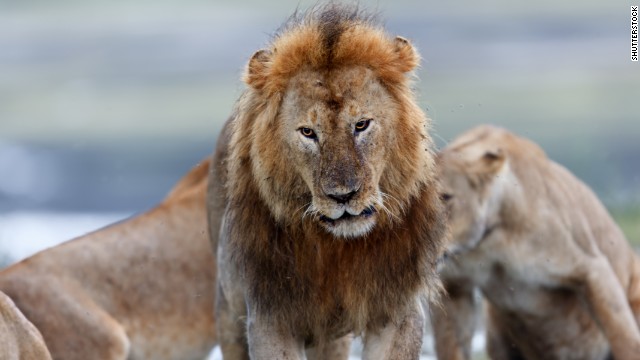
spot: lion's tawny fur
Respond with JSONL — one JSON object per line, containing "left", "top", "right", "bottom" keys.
{"left": 0, "top": 160, "right": 216, "bottom": 360}
{"left": 209, "top": 4, "right": 447, "bottom": 359}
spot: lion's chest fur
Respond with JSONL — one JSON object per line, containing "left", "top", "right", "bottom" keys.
{"left": 236, "top": 225, "right": 425, "bottom": 338}
{"left": 224, "top": 191, "right": 441, "bottom": 341}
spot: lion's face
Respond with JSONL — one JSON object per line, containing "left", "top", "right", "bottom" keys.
{"left": 235, "top": 20, "right": 432, "bottom": 240}
{"left": 438, "top": 136, "right": 507, "bottom": 256}
{"left": 277, "top": 67, "right": 398, "bottom": 238}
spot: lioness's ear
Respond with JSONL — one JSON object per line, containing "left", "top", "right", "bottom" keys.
{"left": 394, "top": 36, "right": 420, "bottom": 73}
{"left": 482, "top": 149, "right": 505, "bottom": 173}
{"left": 245, "top": 49, "right": 272, "bottom": 90}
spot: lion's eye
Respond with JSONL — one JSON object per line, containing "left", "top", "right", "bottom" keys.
{"left": 300, "top": 127, "right": 317, "bottom": 139}
{"left": 354, "top": 119, "right": 371, "bottom": 133}
{"left": 440, "top": 193, "right": 454, "bottom": 202}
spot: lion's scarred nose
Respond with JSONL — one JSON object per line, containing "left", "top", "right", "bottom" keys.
{"left": 327, "top": 190, "right": 358, "bottom": 204}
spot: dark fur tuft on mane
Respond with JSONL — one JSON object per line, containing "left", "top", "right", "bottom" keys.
{"left": 274, "top": 3, "right": 381, "bottom": 54}
{"left": 244, "top": 2, "right": 419, "bottom": 99}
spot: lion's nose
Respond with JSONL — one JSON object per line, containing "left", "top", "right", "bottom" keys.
{"left": 327, "top": 190, "right": 358, "bottom": 204}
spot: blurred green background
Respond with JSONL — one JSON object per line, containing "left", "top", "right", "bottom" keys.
{"left": 0, "top": 0, "right": 638, "bottom": 241}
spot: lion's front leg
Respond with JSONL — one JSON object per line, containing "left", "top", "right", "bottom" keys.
{"left": 246, "top": 307, "right": 305, "bottom": 360}
{"left": 215, "top": 283, "right": 249, "bottom": 360}
{"left": 361, "top": 301, "right": 424, "bottom": 360}
{"left": 216, "top": 219, "right": 251, "bottom": 360}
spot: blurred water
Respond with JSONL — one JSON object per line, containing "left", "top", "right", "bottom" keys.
{"left": 0, "top": 140, "right": 212, "bottom": 213}
{"left": 0, "top": 211, "right": 128, "bottom": 266}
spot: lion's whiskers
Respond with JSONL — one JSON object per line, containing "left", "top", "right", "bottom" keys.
{"left": 294, "top": 202, "right": 310, "bottom": 218}
{"left": 301, "top": 203, "right": 320, "bottom": 222}
{"left": 375, "top": 195, "right": 401, "bottom": 223}
{"left": 379, "top": 192, "right": 405, "bottom": 221}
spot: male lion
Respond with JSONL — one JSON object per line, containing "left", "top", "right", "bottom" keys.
{"left": 0, "top": 160, "right": 216, "bottom": 360}
{"left": 0, "top": 290, "right": 52, "bottom": 360}
{"left": 432, "top": 125, "right": 640, "bottom": 360}
{"left": 207, "top": 4, "right": 447, "bottom": 360}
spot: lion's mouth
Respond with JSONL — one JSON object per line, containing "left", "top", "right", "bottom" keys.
{"left": 319, "top": 206, "right": 376, "bottom": 224}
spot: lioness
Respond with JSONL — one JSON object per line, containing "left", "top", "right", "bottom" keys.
{"left": 0, "top": 290, "right": 52, "bottom": 360}
{"left": 207, "top": 4, "right": 447, "bottom": 360}
{"left": 0, "top": 160, "right": 216, "bottom": 360}
{"left": 432, "top": 125, "right": 640, "bottom": 360}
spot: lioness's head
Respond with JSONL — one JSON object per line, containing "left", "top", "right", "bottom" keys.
{"left": 437, "top": 126, "right": 520, "bottom": 257}
{"left": 228, "top": 5, "right": 437, "bottom": 238}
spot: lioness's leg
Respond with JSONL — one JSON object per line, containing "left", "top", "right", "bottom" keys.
{"left": 215, "top": 284, "right": 249, "bottom": 360}
{"left": 627, "top": 256, "right": 640, "bottom": 326}
{"left": 582, "top": 257, "right": 640, "bottom": 360}
{"left": 4, "top": 283, "right": 129, "bottom": 360}
{"left": 306, "top": 334, "right": 353, "bottom": 360}
{"left": 431, "top": 279, "right": 476, "bottom": 360}
{"left": 0, "top": 291, "right": 52, "bottom": 360}
{"left": 361, "top": 300, "right": 424, "bottom": 360}
{"left": 485, "top": 303, "right": 524, "bottom": 360}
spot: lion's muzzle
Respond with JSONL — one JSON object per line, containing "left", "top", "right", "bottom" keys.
{"left": 319, "top": 205, "right": 376, "bottom": 223}
{"left": 317, "top": 204, "right": 378, "bottom": 238}
{"left": 326, "top": 189, "right": 358, "bottom": 204}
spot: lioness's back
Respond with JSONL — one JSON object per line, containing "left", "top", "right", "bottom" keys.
{"left": 0, "top": 160, "right": 216, "bottom": 360}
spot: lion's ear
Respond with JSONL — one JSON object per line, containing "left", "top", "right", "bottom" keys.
{"left": 245, "top": 49, "right": 272, "bottom": 90}
{"left": 393, "top": 36, "right": 419, "bottom": 73}
{"left": 481, "top": 149, "right": 505, "bottom": 173}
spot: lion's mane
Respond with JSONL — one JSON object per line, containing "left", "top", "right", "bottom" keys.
{"left": 219, "top": 4, "right": 446, "bottom": 339}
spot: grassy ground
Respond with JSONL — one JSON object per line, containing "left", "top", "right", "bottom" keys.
{"left": 613, "top": 206, "right": 640, "bottom": 247}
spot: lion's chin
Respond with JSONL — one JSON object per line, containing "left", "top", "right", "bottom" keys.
{"left": 319, "top": 213, "right": 377, "bottom": 239}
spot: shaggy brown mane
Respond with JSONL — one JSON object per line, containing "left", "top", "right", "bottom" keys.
{"left": 245, "top": 3, "right": 419, "bottom": 97}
